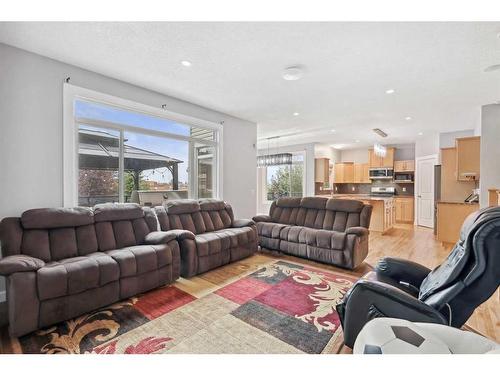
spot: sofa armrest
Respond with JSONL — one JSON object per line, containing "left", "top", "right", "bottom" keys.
{"left": 345, "top": 226, "right": 369, "bottom": 237}
{"left": 143, "top": 231, "right": 178, "bottom": 245}
{"left": 375, "top": 257, "right": 431, "bottom": 288}
{"left": 232, "top": 219, "right": 255, "bottom": 228}
{"left": 252, "top": 215, "right": 271, "bottom": 223}
{"left": 0, "top": 255, "right": 45, "bottom": 276}
{"left": 165, "top": 229, "right": 196, "bottom": 241}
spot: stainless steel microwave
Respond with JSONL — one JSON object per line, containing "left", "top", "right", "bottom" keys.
{"left": 369, "top": 168, "right": 394, "bottom": 180}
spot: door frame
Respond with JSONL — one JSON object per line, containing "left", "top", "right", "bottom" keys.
{"left": 414, "top": 154, "right": 439, "bottom": 227}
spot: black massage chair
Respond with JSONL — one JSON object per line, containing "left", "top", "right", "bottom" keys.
{"left": 337, "top": 206, "right": 500, "bottom": 348}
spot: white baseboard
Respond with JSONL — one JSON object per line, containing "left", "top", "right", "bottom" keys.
{"left": 0, "top": 290, "right": 6, "bottom": 302}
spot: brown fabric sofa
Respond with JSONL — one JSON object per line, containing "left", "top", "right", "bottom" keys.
{"left": 155, "top": 199, "right": 258, "bottom": 277}
{"left": 252, "top": 197, "right": 372, "bottom": 269}
{"left": 0, "top": 203, "right": 180, "bottom": 337}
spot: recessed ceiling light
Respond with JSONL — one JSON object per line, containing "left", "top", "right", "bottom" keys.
{"left": 181, "top": 60, "right": 192, "bottom": 67}
{"left": 331, "top": 129, "right": 336, "bottom": 133}
{"left": 405, "top": 116, "right": 412, "bottom": 121}
{"left": 418, "top": 132, "right": 423, "bottom": 136}
{"left": 484, "top": 64, "right": 500, "bottom": 72}
{"left": 355, "top": 140, "right": 360, "bottom": 143}
{"left": 293, "top": 112, "right": 300, "bottom": 116}
{"left": 282, "top": 66, "right": 304, "bottom": 81}
{"left": 385, "top": 89, "right": 395, "bottom": 94}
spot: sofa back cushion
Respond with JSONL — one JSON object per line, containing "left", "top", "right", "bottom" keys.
{"left": 270, "top": 197, "right": 371, "bottom": 232}
{"left": 16, "top": 207, "right": 96, "bottom": 262}
{"left": 93, "top": 203, "right": 157, "bottom": 251}
{"left": 0, "top": 204, "right": 158, "bottom": 261}
{"left": 155, "top": 199, "right": 234, "bottom": 234}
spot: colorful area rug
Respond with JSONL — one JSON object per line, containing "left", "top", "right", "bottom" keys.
{"left": 1, "top": 258, "right": 357, "bottom": 354}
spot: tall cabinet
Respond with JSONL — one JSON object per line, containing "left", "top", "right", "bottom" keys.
{"left": 369, "top": 147, "right": 395, "bottom": 168}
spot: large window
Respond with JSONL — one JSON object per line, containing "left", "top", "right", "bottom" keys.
{"left": 65, "top": 87, "right": 221, "bottom": 207}
{"left": 264, "top": 153, "right": 304, "bottom": 201}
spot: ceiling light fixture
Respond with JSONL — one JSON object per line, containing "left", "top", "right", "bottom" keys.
{"left": 355, "top": 140, "right": 360, "bottom": 143}
{"left": 331, "top": 129, "right": 336, "bottom": 133}
{"left": 293, "top": 112, "right": 300, "bottom": 116}
{"left": 181, "top": 60, "right": 192, "bottom": 67}
{"left": 418, "top": 132, "right": 424, "bottom": 136}
{"left": 405, "top": 116, "right": 412, "bottom": 121}
{"left": 385, "top": 89, "right": 395, "bottom": 94}
{"left": 282, "top": 66, "right": 304, "bottom": 81}
{"left": 257, "top": 136, "right": 293, "bottom": 167}
{"left": 374, "top": 143, "right": 387, "bottom": 157}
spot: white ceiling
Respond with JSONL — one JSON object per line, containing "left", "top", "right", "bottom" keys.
{"left": 1, "top": 22, "right": 499, "bottom": 149}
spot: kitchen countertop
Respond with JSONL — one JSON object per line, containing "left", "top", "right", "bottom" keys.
{"left": 325, "top": 194, "right": 394, "bottom": 202}
{"left": 437, "top": 200, "right": 479, "bottom": 205}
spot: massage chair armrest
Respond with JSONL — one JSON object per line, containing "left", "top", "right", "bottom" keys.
{"left": 252, "top": 215, "right": 272, "bottom": 223}
{"left": 232, "top": 219, "right": 256, "bottom": 228}
{"left": 0, "top": 255, "right": 45, "bottom": 276}
{"left": 143, "top": 231, "right": 179, "bottom": 245}
{"left": 375, "top": 257, "right": 431, "bottom": 288}
{"left": 337, "top": 279, "right": 447, "bottom": 348}
{"left": 345, "top": 226, "right": 369, "bottom": 237}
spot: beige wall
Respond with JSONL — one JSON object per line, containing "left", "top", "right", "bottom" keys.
{"left": 479, "top": 104, "right": 500, "bottom": 207}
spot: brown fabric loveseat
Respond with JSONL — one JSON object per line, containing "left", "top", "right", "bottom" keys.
{"left": 155, "top": 199, "right": 258, "bottom": 277}
{"left": 0, "top": 203, "right": 180, "bottom": 337}
{"left": 252, "top": 197, "right": 372, "bottom": 269}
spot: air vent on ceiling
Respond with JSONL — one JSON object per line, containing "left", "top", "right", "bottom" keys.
{"left": 372, "top": 128, "right": 388, "bottom": 138}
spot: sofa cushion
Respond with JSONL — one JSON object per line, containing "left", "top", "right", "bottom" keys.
{"left": 304, "top": 228, "right": 347, "bottom": 250}
{"left": 166, "top": 199, "right": 200, "bottom": 214}
{"left": 195, "top": 232, "right": 232, "bottom": 257}
{"left": 93, "top": 203, "right": 144, "bottom": 222}
{"left": 21, "top": 207, "right": 94, "bottom": 229}
{"left": 256, "top": 222, "right": 288, "bottom": 239}
{"left": 279, "top": 225, "right": 308, "bottom": 243}
{"left": 106, "top": 245, "right": 173, "bottom": 278}
{"left": 37, "top": 253, "right": 119, "bottom": 300}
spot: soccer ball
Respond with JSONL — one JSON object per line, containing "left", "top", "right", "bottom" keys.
{"left": 353, "top": 318, "right": 452, "bottom": 354}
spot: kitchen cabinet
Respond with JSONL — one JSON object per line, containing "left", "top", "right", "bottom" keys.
{"left": 456, "top": 136, "right": 480, "bottom": 181}
{"left": 334, "top": 162, "right": 354, "bottom": 183}
{"left": 315, "top": 158, "right": 330, "bottom": 183}
{"left": 395, "top": 197, "right": 414, "bottom": 223}
{"left": 440, "top": 147, "right": 476, "bottom": 202}
{"left": 362, "top": 163, "right": 370, "bottom": 183}
{"left": 369, "top": 147, "right": 395, "bottom": 168}
{"left": 437, "top": 202, "right": 479, "bottom": 244}
{"left": 394, "top": 160, "right": 415, "bottom": 172}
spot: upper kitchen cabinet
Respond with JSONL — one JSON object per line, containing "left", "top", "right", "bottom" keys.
{"left": 334, "top": 162, "right": 354, "bottom": 183}
{"left": 394, "top": 160, "right": 415, "bottom": 172}
{"left": 353, "top": 163, "right": 370, "bottom": 183}
{"left": 369, "top": 147, "right": 395, "bottom": 168}
{"left": 315, "top": 158, "right": 330, "bottom": 183}
{"left": 455, "top": 136, "right": 480, "bottom": 181}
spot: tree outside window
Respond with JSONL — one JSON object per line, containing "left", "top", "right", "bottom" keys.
{"left": 266, "top": 154, "right": 304, "bottom": 201}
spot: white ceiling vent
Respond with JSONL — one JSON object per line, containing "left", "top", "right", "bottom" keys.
{"left": 372, "top": 128, "right": 388, "bottom": 138}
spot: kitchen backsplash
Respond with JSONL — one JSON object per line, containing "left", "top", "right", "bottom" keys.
{"left": 333, "top": 180, "right": 414, "bottom": 196}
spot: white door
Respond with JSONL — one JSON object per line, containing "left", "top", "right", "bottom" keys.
{"left": 416, "top": 155, "right": 437, "bottom": 228}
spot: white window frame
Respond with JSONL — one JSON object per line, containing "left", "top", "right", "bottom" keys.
{"left": 63, "top": 84, "right": 223, "bottom": 207}
{"left": 260, "top": 150, "right": 306, "bottom": 204}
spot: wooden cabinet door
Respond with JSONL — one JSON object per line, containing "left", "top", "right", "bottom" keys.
{"left": 369, "top": 149, "right": 381, "bottom": 168}
{"left": 344, "top": 163, "right": 354, "bottom": 183}
{"left": 405, "top": 160, "right": 415, "bottom": 172}
{"left": 315, "top": 158, "right": 329, "bottom": 183}
{"left": 362, "top": 163, "right": 370, "bottom": 183}
{"left": 456, "top": 136, "right": 480, "bottom": 181}
{"left": 394, "top": 160, "right": 405, "bottom": 172}
{"left": 403, "top": 199, "right": 414, "bottom": 222}
{"left": 334, "top": 163, "right": 344, "bottom": 183}
{"left": 353, "top": 164, "right": 363, "bottom": 183}
{"left": 395, "top": 199, "right": 403, "bottom": 221}
{"left": 382, "top": 148, "right": 394, "bottom": 168}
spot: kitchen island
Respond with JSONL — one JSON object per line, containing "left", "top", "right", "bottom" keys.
{"left": 316, "top": 193, "right": 395, "bottom": 233}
